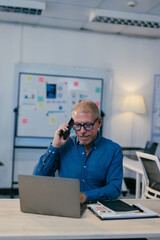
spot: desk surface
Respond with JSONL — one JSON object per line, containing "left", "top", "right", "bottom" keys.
{"left": 0, "top": 199, "right": 160, "bottom": 240}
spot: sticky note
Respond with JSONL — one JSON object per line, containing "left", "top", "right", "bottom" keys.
{"left": 95, "top": 87, "right": 101, "bottom": 93}
{"left": 39, "top": 77, "right": 44, "bottom": 83}
{"left": 26, "top": 75, "right": 32, "bottom": 82}
{"left": 95, "top": 101, "right": 100, "bottom": 107}
{"left": 38, "top": 102, "right": 44, "bottom": 108}
{"left": 74, "top": 81, "right": 79, "bottom": 87}
{"left": 50, "top": 117, "right": 56, "bottom": 124}
{"left": 22, "top": 118, "right": 28, "bottom": 124}
{"left": 38, "top": 96, "right": 44, "bottom": 102}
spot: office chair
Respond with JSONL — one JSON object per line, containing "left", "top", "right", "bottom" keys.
{"left": 123, "top": 141, "right": 158, "bottom": 160}
{"left": 123, "top": 141, "right": 159, "bottom": 195}
{"left": 136, "top": 151, "right": 160, "bottom": 199}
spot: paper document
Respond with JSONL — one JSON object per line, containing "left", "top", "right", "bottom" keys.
{"left": 88, "top": 202, "right": 159, "bottom": 220}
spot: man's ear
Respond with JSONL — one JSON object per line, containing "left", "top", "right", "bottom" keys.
{"left": 98, "top": 117, "right": 103, "bottom": 128}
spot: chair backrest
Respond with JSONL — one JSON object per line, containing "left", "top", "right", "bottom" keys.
{"left": 155, "top": 143, "right": 160, "bottom": 159}
{"left": 136, "top": 151, "right": 160, "bottom": 199}
{"left": 144, "top": 141, "right": 158, "bottom": 154}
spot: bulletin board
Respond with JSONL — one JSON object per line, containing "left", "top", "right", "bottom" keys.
{"left": 151, "top": 74, "right": 160, "bottom": 143}
{"left": 17, "top": 73, "right": 103, "bottom": 138}
{"left": 13, "top": 64, "right": 112, "bottom": 145}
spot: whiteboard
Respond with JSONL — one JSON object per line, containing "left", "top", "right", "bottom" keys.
{"left": 17, "top": 73, "right": 103, "bottom": 138}
{"left": 13, "top": 64, "right": 113, "bottom": 143}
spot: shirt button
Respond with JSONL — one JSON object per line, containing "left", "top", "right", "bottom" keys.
{"left": 94, "top": 147, "right": 96, "bottom": 150}
{"left": 82, "top": 152, "right": 85, "bottom": 155}
{"left": 49, "top": 150, "right": 51, "bottom": 153}
{"left": 83, "top": 179, "right": 85, "bottom": 182}
{"left": 52, "top": 151, "right": 54, "bottom": 153}
{"left": 84, "top": 166, "right": 86, "bottom": 168}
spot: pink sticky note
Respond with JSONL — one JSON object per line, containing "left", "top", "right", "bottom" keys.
{"left": 74, "top": 81, "right": 79, "bottom": 87}
{"left": 22, "top": 118, "right": 28, "bottom": 124}
{"left": 95, "top": 101, "right": 100, "bottom": 107}
{"left": 39, "top": 77, "right": 44, "bottom": 83}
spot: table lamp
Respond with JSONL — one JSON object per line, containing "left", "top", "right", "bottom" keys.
{"left": 122, "top": 94, "right": 146, "bottom": 114}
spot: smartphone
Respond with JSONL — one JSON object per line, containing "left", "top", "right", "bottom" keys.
{"left": 60, "top": 118, "right": 74, "bottom": 140}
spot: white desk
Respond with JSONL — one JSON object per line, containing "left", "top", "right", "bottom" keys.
{"left": 0, "top": 199, "right": 160, "bottom": 240}
{"left": 123, "top": 156, "right": 144, "bottom": 199}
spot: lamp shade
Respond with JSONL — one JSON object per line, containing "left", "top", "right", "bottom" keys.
{"left": 122, "top": 94, "right": 146, "bottom": 114}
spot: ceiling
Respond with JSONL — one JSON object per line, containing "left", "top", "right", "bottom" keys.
{"left": 0, "top": 0, "right": 160, "bottom": 38}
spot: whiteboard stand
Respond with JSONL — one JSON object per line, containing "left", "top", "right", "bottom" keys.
{"left": 10, "top": 107, "right": 18, "bottom": 198}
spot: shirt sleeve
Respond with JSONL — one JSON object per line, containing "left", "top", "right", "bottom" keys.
{"left": 33, "top": 143, "right": 60, "bottom": 176}
{"left": 83, "top": 148, "right": 123, "bottom": 203}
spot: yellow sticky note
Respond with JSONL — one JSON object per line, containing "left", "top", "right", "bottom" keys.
{"left": 38, "top": 102, "right": 44, "bottom": 108}
{"left": 26, "top": 75, "right": 33, "bottom": 82}
{"left": 50, "top": 117, "right": 56, "bottom": 124}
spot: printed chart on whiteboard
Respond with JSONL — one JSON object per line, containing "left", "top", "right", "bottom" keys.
{"left": 151, "top": 74, "right": 160, "bottom": 143}
{"left": 17, "top": 73, "right": 103, "bottom": 138}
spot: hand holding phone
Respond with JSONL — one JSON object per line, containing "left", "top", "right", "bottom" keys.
{"left": 60, "top": 118, "right": 74, "bottom": 140}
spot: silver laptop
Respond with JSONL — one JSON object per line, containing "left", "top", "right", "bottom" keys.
{"left": 18, "top": 175, "right": 85, "bottom": 218}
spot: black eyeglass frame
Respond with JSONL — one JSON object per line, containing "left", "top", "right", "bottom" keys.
{"left": 73, "top": 117, "right": 100, "bottom": 131}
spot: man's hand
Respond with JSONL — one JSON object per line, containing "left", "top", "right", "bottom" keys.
{"left": 80, "top": 192, "right": 87, "bottom": 204}
{"left": 52, "top": 123, "right": 70, "bottom": 148}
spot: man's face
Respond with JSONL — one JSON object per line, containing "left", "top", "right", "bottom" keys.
{"left": 72, "top": 111, "right": 102, "bottom": 146}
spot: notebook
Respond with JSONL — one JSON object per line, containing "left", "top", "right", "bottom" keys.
{"left": 97, "top": 199, "right": 139, "bottom": 213}
{"left": 18, "top": 175, "right": 86, "bottom": 218}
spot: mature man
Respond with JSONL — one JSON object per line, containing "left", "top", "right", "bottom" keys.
{"left": 33, "top": 100, "right": 123, "bottom": 204}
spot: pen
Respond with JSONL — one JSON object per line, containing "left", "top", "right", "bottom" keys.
{"left": 132, "top": 204, "right": 144, "bottom": 213}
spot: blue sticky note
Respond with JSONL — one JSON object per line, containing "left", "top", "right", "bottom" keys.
{"left": 38, "top": 96, "right": 44, "bottom": 102}
{"left": 95, "top": 87, "right": 101, "bottom": 93}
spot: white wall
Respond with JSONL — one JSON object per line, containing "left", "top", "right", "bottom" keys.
{"left": 0, "top": 23, "right": 160, "bottom": 188}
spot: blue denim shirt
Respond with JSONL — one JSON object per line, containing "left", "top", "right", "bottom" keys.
{"left": 33, "top": 134, "right": 123, "bottom": 203}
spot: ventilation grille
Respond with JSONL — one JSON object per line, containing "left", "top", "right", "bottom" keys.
{"left": 0, "top": 5, "right": 43, "bottom": 15}
{"left": 0, "top": 0, "right": 45, "bottom": 16}
{"left": 90, "top": 10, "right": 160, "bottom": 30}
{"left": 92, "top": 16, "right": 160, "bottom": 29}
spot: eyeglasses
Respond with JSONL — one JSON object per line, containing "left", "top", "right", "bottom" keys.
{"left": 73, "top": 118, "right": 99, "bottom": 131}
